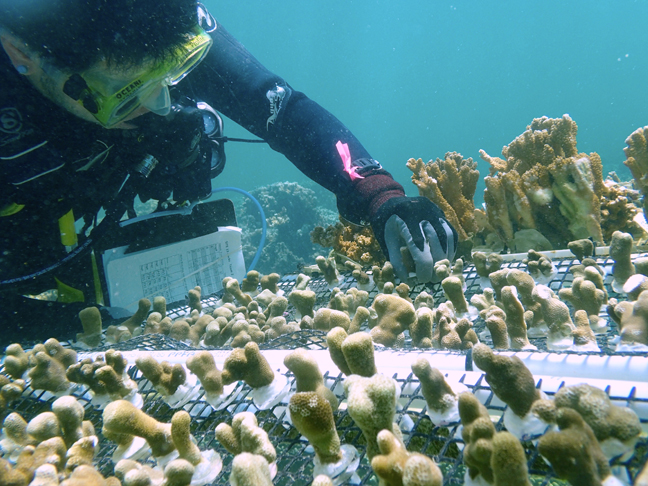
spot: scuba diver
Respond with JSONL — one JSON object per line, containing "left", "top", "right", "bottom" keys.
{"left": 0, "top": 0, "right": 457, "bottom": 346}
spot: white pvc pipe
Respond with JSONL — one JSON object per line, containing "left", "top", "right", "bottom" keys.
{"left": 79, "top": 347, "right": 648, "bottom": 385}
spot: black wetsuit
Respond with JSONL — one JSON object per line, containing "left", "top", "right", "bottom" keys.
{"left": 0, "top": 18, "right": 404, "bottom": 346}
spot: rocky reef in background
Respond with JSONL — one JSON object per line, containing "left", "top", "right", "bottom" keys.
{"left": 236, "top": 182, "right": 339, "bottom": 276}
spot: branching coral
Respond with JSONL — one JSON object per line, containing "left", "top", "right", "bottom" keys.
{"left": 532, "top": 285, "right": 576, "bottom": 350}
{"left": 607, "top": 290, "right": 648, "bottom": 348}
{"left": 458, "top": 391, "right": 496, "bottom": 484}
{"left": 311, "top": 221, "right": 385, "bottom": 268}
{"left": 431, "top": 303, "right": 478, "bottom": 350}
{"left": 406, "top": 152, "right": 479, "bottom": 241}
{"left": 370, "top": 293, "right": 416, "bottom": 347}
{"left": 537, "top": 383, "right": 642, "bottom": 461}
{"left": 472, "top": 252, "right": 504, "bottom": 279}
{"left": 28, "top": 352, "right": 70, "bottom": 393}
{"left": 479, "top": 115, "right": 609, "bottom": 250}
{"left": 411, "top": 358, "right": 465, "bottom": 426}
{"left": 284, "top": 348, "right": 339, "bottom": 411}
{"left": 472, "top": 345, "right": 540, "bottom": 418}
{"left": 344, "top": 373, "right": 402, "bottom": 460}
{"left": 538, "top": 408, "right": 613, "bottom": 486}
{"left": 215, "top": 412, "right": 276, "bottom": 466}
{"left": 371, "top": 429, "right": 443, "bottom": 486}
{"left": 135, "top": 355, "right": 187, "bottom": 397}
{"left": 221, "top": 342, "right": 274, "bottom": 388}
{"left": 326, "top": 329, "right": 377, "bottom": 377}
{"left": 66, "top": 350, "right": 137, "bottom": 402}
{"left": 289, "top": 391, "right": 342, "bottom": 464}
{"left": 186, "top": 351, "right": 224, "bottom": 398}
{"left": 102, "top": 400, "right": 174, "bottom": 458}
{"left": 623, "top": 125, "right": 648, "bottom": 221}
{"left": 472, "top": 344, "right": 547, "bottom": 439}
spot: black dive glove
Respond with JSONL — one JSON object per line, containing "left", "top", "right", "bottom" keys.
{"left": 371, "top": 196, "right": 458, "bottom": 282}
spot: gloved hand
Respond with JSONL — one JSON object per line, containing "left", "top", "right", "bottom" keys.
{"left": 370, "top": 196, "right": 458, "bottom": 282}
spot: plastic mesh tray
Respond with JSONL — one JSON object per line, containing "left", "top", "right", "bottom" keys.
{"left": 4, "top": 254, "right": 648, "bottom": 484}
{"left": 4, "top": 348, "right": 647, "bottom": 485}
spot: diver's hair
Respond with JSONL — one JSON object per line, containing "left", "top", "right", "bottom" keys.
{"left": 0, "top": 0, "right": 199, "bottom": 72}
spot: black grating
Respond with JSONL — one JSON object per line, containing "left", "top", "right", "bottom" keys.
{"left": 3, "top": 353, "right": 647, "bottom": 485}
{"left": 2, "top": 253, "right": 647, "bottom": 484}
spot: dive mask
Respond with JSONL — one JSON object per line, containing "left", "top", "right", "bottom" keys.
{"left": 62, "top": 25, "right": 213, "bottom": 127}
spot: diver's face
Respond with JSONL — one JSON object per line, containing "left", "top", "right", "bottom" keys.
{"left": 34, "top": 61, "right": 155, "bottom": 129}
{"left": 1, "top": 34, "right": 152, "bottom": 129}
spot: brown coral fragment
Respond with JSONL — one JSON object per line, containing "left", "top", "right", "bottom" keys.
{"left": 28, "top": 352, "right": 70, "bottom": 393}
{"left": 77, "top": 307, "right": 103, "bottom": 347}
{"left": 472, "top": 252, "right": 504, "bottom": 278}
{"left": 221, "top": 342, "right": 274, "bottom": 388}
{"left": 186, "top": 351, "right": 223, "bottom": 396}
{"left": 371, "top": 429, "right": 443, "bottom": 486}
{"left": 411, "top": 358, "right": 459, "bottom": 419}
{"left": 459, "top": 391, "right": 496, "bottom": 484}
{"left": 538, "top": 408, "right": 612, "bottom": 486}
{"left": 289, "top": 391, "right": 342, "bottom": 464}
{"left": 610, "top": 230, "right": 636, "bottom": 291}
{"left": 135, "top": 355, "right": 186, "bottom": 396}
{"left": 472, "top": 344, "right": 540, "bottom": 418}
{"left": 284, "top": 349, "right": 338, "bottom": 411}
{"left": 370, "top": 293, "right": 415, "bottom": 347}
{"left": 491, "top": 431, "right": 531, "bottom": 486}
{"left": 608, "top": 290, "right": 648, "bottom": 346}
{"left": 121, "top": 298, "right": 151, "bottom": 335}
{"left": 103, "top": 400, "right": 174, "bottom": 458}
{"left": 344, "top": 374, "right": 402, "bottom": 460}
{"left": 215, "top": 412, "right": 276, "bottom": 465}
{"left": 552, "top": 383, "right": 641, "bottom": 455}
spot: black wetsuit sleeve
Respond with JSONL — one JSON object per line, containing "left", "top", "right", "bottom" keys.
{"left": 182, "top": 20, "right": 405, "bottom": 224}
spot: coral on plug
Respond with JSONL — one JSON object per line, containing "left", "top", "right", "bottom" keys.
{"left": 458, "top": 391, "right": 496, "bottom": 484}
{"left": 185, "top": 351, "right": 224, "bottom": 399}
{"left": 229, "top": 452, "right": 273, "bottom": 486}
{"left": 532, "top": 284, "right": 576, "bottom": 350}
{"left": 102, "top": 400, "right": 174, "bottom": 458}
{"left": 411, "top": 358, "right": 466, "bottom": 426}
{"left": 538, "top": 408, "right": 614, "bottom": 486}
{"left": 289, "top": 391, "right": 342, "bottom": 464}
{"left": 284, "top": 348, "right": 338, "bottom": 411}
{"left": 545, "top": 383, "right": 641, "bottom": 461}
{"left": 135, "top": 355, "right": 188, "bottom": 397}
{"left": 344, "top": 373, "right": 402, "bottom": 460}
{"left": 370, "top": 293, "right": 415, "bottom": 347}
{"left": 77, "top": 307, "right": 103, "bottom": 347}
{"left": 371, "top": 429, "right": 443, "bottom": 486}
{"left": 215, "top": 412, "right": 276, "bottom": 467}
{"left": 607, "top": 290, "right": 648, "bottom": 349}
{"left": 472, "top": 344, "right": 547, "bottom": 439}
{"left": 221, "top": 342, "right": 274, "bottom": 389}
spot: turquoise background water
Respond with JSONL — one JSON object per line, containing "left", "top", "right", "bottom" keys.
{"left": 207, "top": 0, "right": 648, "bottom": 206}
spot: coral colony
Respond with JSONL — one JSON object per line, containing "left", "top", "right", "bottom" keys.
{"left": 1, "top": 116, "right": 648, "bottom": 485}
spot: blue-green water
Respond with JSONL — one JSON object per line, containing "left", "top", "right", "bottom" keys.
{"left": 209, "top": 0, "right": 648, "bottom": 205}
